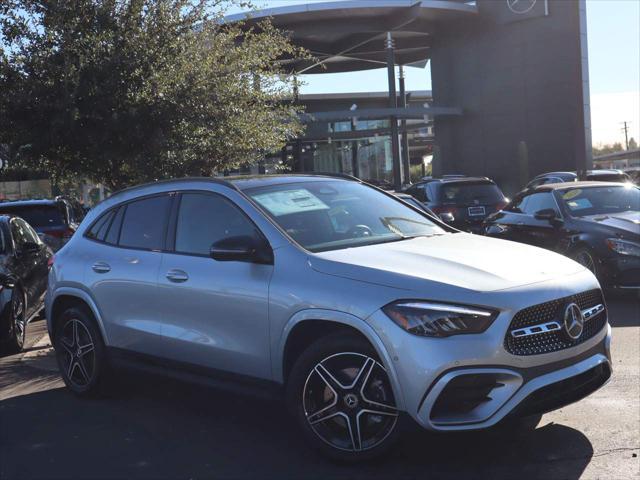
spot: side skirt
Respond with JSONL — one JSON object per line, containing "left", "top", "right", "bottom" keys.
{"left": 107, "top": 347, "right": 283, "bottom": 401}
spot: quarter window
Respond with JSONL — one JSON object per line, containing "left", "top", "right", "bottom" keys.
{"left": 86, "top": 210, "right": 115, "bottom": 241}
{"left": 119, "top": 195, "right": 171, "bottom": 251}
{"left": 174, "top": 193, "right": 257, "bottom": 256}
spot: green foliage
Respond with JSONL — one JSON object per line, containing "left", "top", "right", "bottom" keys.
{"left": 629, "top": 137, "right": 638, "bottom": 150}
{"left": 592, "top": 142, "right": 624, "bottom": 157}
{"left": 0, "top": 0, "right": 307, "bottom": 190}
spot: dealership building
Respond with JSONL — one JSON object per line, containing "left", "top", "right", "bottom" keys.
{"left": 229, "top": 0, "right": 591, "bottom": 195}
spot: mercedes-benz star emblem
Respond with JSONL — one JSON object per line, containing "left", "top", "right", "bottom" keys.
{"left": 343, "top": 393, "right": 359, "bottom": 409}
{"left": 563, "top": 303, "right": 584, "bottom": 341}
{"left": 507, "top": 0, "right": 537, "bottom": 15}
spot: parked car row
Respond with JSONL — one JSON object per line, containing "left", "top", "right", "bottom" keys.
{"left": 41, "top": 174, "right": 613, "bottom": 461}
{"left": 0, "top": 196, "right": 85, "bottom": 353}
{"left": 401, "top": 171, "right": 639, "bottom": 290}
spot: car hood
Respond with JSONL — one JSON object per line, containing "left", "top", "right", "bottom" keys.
{"left": 579, "top": 211, "right": 640, "bottom": 237}
{"left": 309, "top": 233, "right": 586, "bottom": 293}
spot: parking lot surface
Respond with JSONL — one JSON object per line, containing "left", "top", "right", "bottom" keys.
{"left": 1, "top": 294, "right": 638, "bottom": 480}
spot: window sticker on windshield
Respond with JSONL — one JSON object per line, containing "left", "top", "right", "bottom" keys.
{"left": 566, "top": 198, "right": 593, "bottom": 210}
{"left": 252, "top": 189, "right": 330, "bottom": 216}
{"left": 563, "top": 189, "right": 582, "bottom": 200}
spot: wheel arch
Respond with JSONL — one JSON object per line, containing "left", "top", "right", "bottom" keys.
{"left": 275, "top": 309, "right": 406, "bottom": 411}
{"left": 47, "top": 288, "right": 108, "bottom": 344}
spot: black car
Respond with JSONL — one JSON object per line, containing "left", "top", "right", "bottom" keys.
{"left": 404, "top": 177, "right": 508, "bottom": 232}
{"left": 526, "top": 169, "right": 631, "bottom": 188}
{"left": 483, "top": 182, "right": 640, "bottom": 289}
{"left": 0, "top": 215, "right": 52, "bottom": 352}
{"left": 0, "top": 199, "right": 81, "bottom": 251}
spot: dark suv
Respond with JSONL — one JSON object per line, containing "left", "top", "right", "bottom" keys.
{"left": 404, "top": 177, "right": 508, "bottom": 232}
{"left": 0, "top": 199, "right": 82, "bottom": 251}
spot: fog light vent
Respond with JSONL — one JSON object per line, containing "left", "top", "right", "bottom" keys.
{"left": 431, "top": 374, "right": 504, "bottom": 419}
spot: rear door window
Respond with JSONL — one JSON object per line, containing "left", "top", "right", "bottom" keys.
{"left": 119, "top": 195, "right": 171, "bottom": 251}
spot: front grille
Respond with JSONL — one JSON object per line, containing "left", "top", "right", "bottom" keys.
{"left": 505, "top": 289, "right": 607, "bottom": 356}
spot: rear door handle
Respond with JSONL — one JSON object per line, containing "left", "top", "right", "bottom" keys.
{"left": 166, "top": 269, "right": 189, "bottom": 283}
{"left": 92, "top": 262, "right": 111, "bottom": 274}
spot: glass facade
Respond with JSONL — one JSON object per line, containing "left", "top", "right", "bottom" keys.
{"left": 296, "top": 136, "right": 394, "bottom": 185}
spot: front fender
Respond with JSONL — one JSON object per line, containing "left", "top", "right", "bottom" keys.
{"left": 273, "top": 308, "right": 406, "bottom": 411}
{"left": 46, "top": 286, "right": 109, "bottom": 344}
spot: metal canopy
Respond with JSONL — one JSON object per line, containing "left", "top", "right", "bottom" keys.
{"left": 226, "top": 1, "right": 477, "bottom": 74}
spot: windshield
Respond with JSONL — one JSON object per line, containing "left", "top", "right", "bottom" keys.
{"left": 246, "top": 180, "right": 446, "bottom": 252}
{"left": 437, "top": 182, "right": 504, "bottom": 205}
{"left": 559, "top": 185, "right": 640, "bottom": 217}
{"left": 0, "top": 205, "right": 65, "bottom": 228}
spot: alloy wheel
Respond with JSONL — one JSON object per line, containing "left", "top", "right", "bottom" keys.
{"left": 12, "top": 294, "right": 25, "bottom": 348}
{"left": 57, "top": 319, "right": 96, "bottom": 388}
{"left": 575, "top": 251, "right": 596, "bottom": 273}
{"left": 302, "top": 352, "right": 398, "bottom": 452}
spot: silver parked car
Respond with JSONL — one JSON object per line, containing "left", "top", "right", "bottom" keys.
{"left": 46, "top": 175, "right": 612, "bottom": 461}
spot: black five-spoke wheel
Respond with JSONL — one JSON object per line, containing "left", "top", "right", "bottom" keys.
{"left": 287, "top": 333, "right": 400, "bottom": 461}
{"left": 58, "top": 319, "right": 96, "bottom": 388}
{"left": 303, "top": 352, "right": 398, "bottom": 452}
{"left": 54, "top": 306, "right": 106, "bottom": 396}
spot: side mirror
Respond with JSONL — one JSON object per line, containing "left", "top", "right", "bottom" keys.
{"left": 210, "top": 235, "right": 273, "bottom": 264}
{"left": 534, "top": 209, "right": 561, "bottom": 223}
{"left": 439, "top": 212, "right": 455, "bottom": 223}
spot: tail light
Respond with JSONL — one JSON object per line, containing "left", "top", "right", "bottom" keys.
{"left": 48, "top": 255, "right": 55, "bottom": 269}
{"left": 495, "top": 200, "right": 509, "bottom": 211}
{"left": 44, "top": 227, "right": 75, "bottom": 241}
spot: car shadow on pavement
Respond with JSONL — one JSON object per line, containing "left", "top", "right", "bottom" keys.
{"left": 0, "top": 372, "right": 594, "bottom": 480}
{"left": 605, "top": 292, "right": 640, "bottom": 328}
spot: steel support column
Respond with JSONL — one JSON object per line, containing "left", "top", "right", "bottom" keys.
{"left": 386, "top": 33, "right": 402, "bottom": 191}
{"left": 399, "top": 65, "right": 411, "bottom": 185}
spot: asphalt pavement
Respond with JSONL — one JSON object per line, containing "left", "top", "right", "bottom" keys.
{"left": 0, "top": 293, "right": 638, "bottom": 479}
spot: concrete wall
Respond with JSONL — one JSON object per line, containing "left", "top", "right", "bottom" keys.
{"left": 431, "top": 0, "right": 591, "bottom": 196}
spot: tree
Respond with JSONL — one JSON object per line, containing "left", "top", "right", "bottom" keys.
{"left": 629, "top": 137, "right": 638, "bottom": 150}
{"left": 592, "top": 142, "right": 624, "bottom": 157}
{"left": 0, "top": 1, "right": 306, "bottom": 190}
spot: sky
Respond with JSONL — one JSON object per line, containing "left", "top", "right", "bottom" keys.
{"left": 229, "top": 0, "right": 640, "bottom": 146}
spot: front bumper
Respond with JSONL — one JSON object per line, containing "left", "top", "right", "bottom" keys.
{"left": 366, "top": 291, "right": 612, "bottom": 432}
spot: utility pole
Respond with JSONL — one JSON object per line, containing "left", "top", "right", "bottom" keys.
{"left": 621, "top": 121, "right": 630, "bottom": 150}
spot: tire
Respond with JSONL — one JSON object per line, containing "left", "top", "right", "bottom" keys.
{"left": 4, "top": 289, "right": 26, "bottom": 354}
{"left": 572, "top": 247, "right": 601, "bottom": 279}
{"left": 286, "top": 333, "right": 400, "bottom": 462}
{"left": 53, "top": 306, "right": 108, "bottom": 397}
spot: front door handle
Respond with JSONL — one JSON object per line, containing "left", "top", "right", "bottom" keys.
{"left": 92, "top": 262, "right": 111, "bottom": 274}
{"left": 166, "top": 269, "right": 189, "bottom": 283}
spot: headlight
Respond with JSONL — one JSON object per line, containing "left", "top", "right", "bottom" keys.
{"left": 606, "top": 238, "right": 640, "bottom": 257}
{"left": 382, "top": 301, "right": 498, "bottom": 338}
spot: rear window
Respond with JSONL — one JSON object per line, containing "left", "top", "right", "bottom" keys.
{"left": 586, "top": 173, "right": 630, "bottom": 183}
{"left": 0, "top": 205, "right": 64, "bottom": 228}
{"left": 437, "top": 182, "right": 505, "bottom": 205}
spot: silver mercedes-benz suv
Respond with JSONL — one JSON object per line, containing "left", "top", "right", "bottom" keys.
{"left": 46, "top": 175, "right": 612, "bottom": 461}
